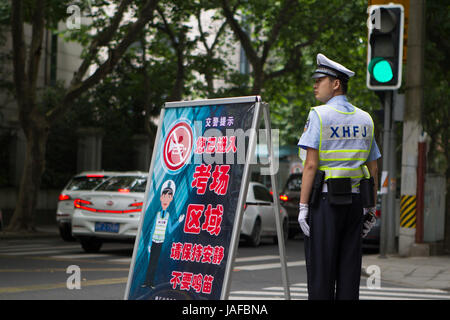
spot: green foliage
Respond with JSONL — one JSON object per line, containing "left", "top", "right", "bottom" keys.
{"left": 228, "top": 0, "right": 382, "bottom": 144}
{"left": 3, "top": 0, "right": 447, "bottom": 188}
{"left": 423, "top": 0, "right": 450, "bottom": 174}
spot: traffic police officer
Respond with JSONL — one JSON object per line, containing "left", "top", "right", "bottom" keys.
{"left": 142, "top": 180, "right": 184, "bottom": 289}
{"left": 298, "top": 53, "right": 381, "bottom": 300}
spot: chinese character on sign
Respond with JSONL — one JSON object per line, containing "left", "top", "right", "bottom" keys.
{"left": 205, "top": 137, "right": 216, "bottom": 153}
{"left": 191, "top": 164, "right": 211, "bottom": 194}
{"left": 181, "top": 242, "right": 193, "bottom": 261}
{"left": 170, "top": 242, "right": 183, "bottom": 260}
{"left": 209, "top": 165, "right": 230, "bottom": 195}
{"left": 202, "top": 275, "right": 214, "bottom": 294}
{"left": 180, "top": 272, "right": 193, "bottom": 290}
{"left": 216, "top": 136, "right": 227, "bottom": 153}
{"left": 225, "top": 136, "right": 237, "bottom": 153}
{"left": 191, "top": 243, "right": 203, "bottom": 262}
{"left": 191, "top": 273, "right": 203, "bottom": 293}
{"left": 212, "top": 246, "right": 225, "bottom": 265}
{"left": 201, "top": 245, "right": 214, "bottom": 264}
{"left": 170, "top": 271, "right": 182, "bottom": 289}
{"left": 201, "top": 204, "right": 223, "bottom": 236}
{"left": 194, "top": 137, "right": 207, "bottom": 154}
{"left": 184, "top": 204, "right": 204, "bottom": 234}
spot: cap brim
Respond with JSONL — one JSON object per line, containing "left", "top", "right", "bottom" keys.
{"left": 312, "top": 72, "right": 328, "bottom": 79}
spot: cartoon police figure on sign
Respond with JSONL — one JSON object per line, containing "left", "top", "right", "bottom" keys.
{"left": 297, "top": 53, "right": 381, "bottom": 300}
{"left": 141, "top": 180, "right": 185, "bottom": 289}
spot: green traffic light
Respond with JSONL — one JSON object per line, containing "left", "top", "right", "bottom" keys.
{"left": 368, "top": 57, "right": 394, "bottom": 83}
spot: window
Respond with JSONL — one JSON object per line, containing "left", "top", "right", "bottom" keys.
{"left": 286, "top": 174, "right": 302, "bottom": 192}
{"left": 253, "top": 185, "right": 273, "bottom": 202}
{"left": 66, "top": 176, "right": 109, "bottom": 191}
{"left": 96, "top": 176, "right": 147, "bottom": 192}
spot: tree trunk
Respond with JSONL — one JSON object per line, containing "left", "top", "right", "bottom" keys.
{"left": 169, "top": 46, "right": 185, "bottom": 101}
{"left": 7, "top": 113, "right": 48, "bottom": 232}
{"left": 251, "top": 64, "right": 264, "bottom": 95}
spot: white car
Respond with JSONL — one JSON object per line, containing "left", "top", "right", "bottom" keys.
{"left": 71, "top": 172, "right": 147, "bottom": 253}
{"left": 56, "top": 171, "right": 117, "bottom": 241}
{"left": 241, "top": 182, "right": 289, "bottom": 247}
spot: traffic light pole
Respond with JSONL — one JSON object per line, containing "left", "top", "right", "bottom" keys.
{"left": 387, "top": 97, "right": 397, "bottom": 254}
{"left": 379, "top": 91, "right": 390, "bottom": 257}
{"left": 379, "top": 90, "right": 398, "bottom": 258}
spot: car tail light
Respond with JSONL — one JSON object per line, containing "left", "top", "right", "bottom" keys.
{"left": 74, "top": 198, "right": 143, "bottom": 214}
{"left": 243, "top": 203, "right": 247, "bottom": 210}
{"left": 86, "top": 174, "right": 104, "bottom": 178}
{"left": 129, "top": 202, "right": 143, "bottom": 207}
{"left": 74, "top": 199, "right": 93, "bottom": 209}
{"left": 375, "top": 209, "right": 381, "bottom": 218}
{"left": 118, "top": 188, "right": 130, "bottom": 193}
{"left": 279, "top": 194, "right": 288, "bottom": 202}
{"left": 128, "top": 202, "right": 143, "bottom": 213}
{"left": 59, "top": 194, "right": 71, "bottom": 201}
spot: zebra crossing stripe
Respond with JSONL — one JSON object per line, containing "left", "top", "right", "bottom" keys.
{"left": 229, "top": 283, "right": 450, "bottom": 300}
{"left": 400, "top": 195, "right": 416, "bottom": 228}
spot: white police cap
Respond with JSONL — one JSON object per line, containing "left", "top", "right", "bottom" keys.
{"left": 161, "top": 179, "right": 176, "bottom": 196}
{"left": 312, "top": 53, "right": 355, "bottom": 81}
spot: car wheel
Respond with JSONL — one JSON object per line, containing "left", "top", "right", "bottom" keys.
{"left": 248, "top": 218, "right": 262, "bottom": 247}
{"left": 80, "top": 237, "right": 103, "bottom": 253}
{"left": 58, "top": 224, "right": 76, "bottom": 242}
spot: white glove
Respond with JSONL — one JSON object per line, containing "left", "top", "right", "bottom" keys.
{"left": 362, "top": 207, "right": 377, "bottom": 238}
{"left": 298, "top": 203, "right": 310, "bottom": 237}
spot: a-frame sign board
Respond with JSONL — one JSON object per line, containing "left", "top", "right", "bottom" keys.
{"left": 124, "top": 96, "right": 290, "bottom": 300}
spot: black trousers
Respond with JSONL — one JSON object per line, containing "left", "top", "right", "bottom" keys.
{"left": 144, "top": 241, "right": 163, "bottom": 287}
{"left": 304, "top": 193, "right": 364, "bottom": 300}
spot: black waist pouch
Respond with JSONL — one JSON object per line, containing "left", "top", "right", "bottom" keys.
{"left": 327, "top": 178, "right": 352, "bottom": 205}
{"left": 309, "top": 170, "right": 325, "bottom": 207}
{"left": 360, "top": 177, "right": 375, "bottom": 208}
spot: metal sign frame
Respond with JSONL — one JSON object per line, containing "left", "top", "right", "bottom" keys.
{"left": 124, "top": 96, "right": 290, "bottom": 300}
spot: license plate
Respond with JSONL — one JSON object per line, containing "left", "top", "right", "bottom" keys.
{"left": 95, "top": 222, "right": 120, "bottom": 233}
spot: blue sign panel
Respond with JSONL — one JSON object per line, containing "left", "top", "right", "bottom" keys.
{"left": 126, "top": 100, "right": 257, "bottom": 300}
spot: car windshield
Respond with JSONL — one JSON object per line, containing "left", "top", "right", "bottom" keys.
{"left": 285, "top": 175, "right": 302, "bottom": 192}
{"left": 96, "top": 176, "right": 147, "bottom": 193}
{"left": 65, "top": 176, "right": 109, "bottom": 191}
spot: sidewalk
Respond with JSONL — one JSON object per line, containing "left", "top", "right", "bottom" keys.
{"left": 362, "top": 254, "right": 450, "bottom": 291}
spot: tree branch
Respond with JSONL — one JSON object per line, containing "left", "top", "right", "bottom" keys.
{"left": 27, "top": 0, "right": 46, "bottom": 103}
{"left": 265, "top": 11, "right": 330, "bottom": 81}
{"left": 221, "top": 0, "right": 259, "bottom": 67}
{"left": 70, "top": 0, "right": 134, "bottom": 87}
{"left": 47, "top": 0, "right": 160, "bottom": 123}
{"left": 261, "top": 0, "right": 297, "bottom": 64}
{"left": 156, "top": 5, "right": 179, "bottom": 48}
{"left": 196, "top": 10, "right": 227, "bottom": 54}
{"left": 11, "top": 0, "right": 26, "bottom": 105}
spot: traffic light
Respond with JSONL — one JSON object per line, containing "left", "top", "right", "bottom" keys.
{"left": 367, "top": 4, "right": 404, "bottom": 90}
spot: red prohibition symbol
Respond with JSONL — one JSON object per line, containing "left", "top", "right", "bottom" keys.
{"left": 163, "top": 122, "right": 193, "bottom": 171}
